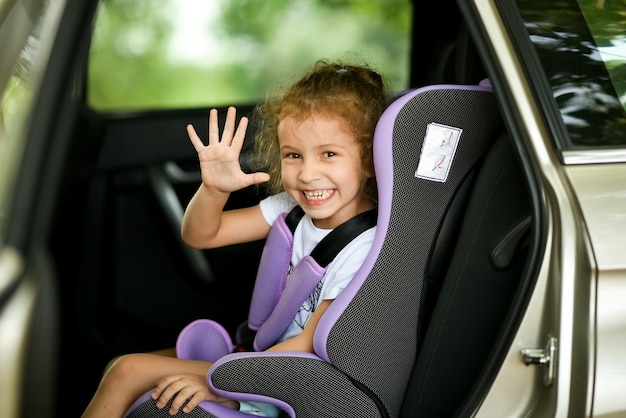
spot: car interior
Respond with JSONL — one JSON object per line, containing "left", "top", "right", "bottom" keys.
{"left": 12, "top": 0, "right": 543, "bottom": 417}
{"left": 123, "top": 76, "right": 534, "bottom": 418}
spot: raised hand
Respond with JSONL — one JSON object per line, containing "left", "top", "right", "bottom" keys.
{"left": 187, "top": 106, "right": 269, "bottom": 194}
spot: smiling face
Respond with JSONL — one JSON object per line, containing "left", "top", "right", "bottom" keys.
{"left": 277, "top": 113, "right": 375, "bottom": 229}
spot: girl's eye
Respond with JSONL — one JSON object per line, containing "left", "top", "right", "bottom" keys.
{"left": 285, "top": 153, "right": 301, "bottom": 159}
{"left": 323, "top": 151, "right": 336, "bottom": 158}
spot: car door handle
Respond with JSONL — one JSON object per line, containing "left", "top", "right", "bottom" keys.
{"left": 147, "top": 164, "right": 215, "bottom": 283}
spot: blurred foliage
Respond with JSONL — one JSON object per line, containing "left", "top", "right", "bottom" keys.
{"left": 88, "top": 0, "right": 412, "bottom": 111}
{"left": 518, "top": 0, "right": 626, "bottom": 146}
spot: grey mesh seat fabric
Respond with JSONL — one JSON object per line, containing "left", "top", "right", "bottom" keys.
{"left": 124, "top": 80, "right": 504, "bottom": 418}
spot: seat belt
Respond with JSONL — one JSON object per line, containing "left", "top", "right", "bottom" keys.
{"left": 285, "top": 205, "right": 378, "bottom": 267}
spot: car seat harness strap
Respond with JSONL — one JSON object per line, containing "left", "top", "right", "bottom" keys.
{"left": 251, "top": 206, "right": 377, "bottom": 351}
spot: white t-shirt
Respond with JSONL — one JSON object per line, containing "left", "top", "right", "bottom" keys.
{"left": 259, "top": 192, "right": 376, "bottom": 342}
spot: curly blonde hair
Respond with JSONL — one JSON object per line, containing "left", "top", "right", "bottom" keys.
{"left": 252, "top": 59, "right": 388, "bottom": 201}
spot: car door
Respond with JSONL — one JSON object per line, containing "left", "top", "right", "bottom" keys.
{"left": 0, "top": 0, "right": 88, "bottom": 417}
{"left": 459, "top": 0, "right": 626, "bottom": 416}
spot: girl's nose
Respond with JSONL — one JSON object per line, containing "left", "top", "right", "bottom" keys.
{"left": 297, "top": 159, "right": 321, "bottom": 183}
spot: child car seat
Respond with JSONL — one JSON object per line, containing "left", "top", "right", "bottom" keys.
{"left": 124, "top": 79, "right": 504, "bottom": 418}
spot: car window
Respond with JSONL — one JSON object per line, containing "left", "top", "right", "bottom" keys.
{"left": 88, "top": 0, "right": 412, "bottom": 111}
{"left": 516, "top": 0, "right": 626, "bottom": 149}
{"left": 0, "top": 0, "right": 62, "bottom": 239}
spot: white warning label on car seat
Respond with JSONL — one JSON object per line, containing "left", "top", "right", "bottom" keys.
{"left": 415, "top": 123, "right": 462, "bottom": 182}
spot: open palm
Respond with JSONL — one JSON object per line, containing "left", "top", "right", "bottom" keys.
{"left": 187, "top": 106, "right": 269, "bottom": 193}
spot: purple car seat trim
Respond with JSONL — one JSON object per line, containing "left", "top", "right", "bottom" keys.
{"left": 176, "top": 319, "right": 235, "bottom": 362}
{"left": 247, "top": 212, "right": 293, "bottom": 331}
{"left": 253, "top": 255, "right": 326, "bottom": 351}
{"left": 124, "top": 391, "right": 290, "bottom": 418}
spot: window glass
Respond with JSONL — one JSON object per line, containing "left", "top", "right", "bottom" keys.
{"left": 88, "top": 0, "right": 412, "bottom": 111}
{"left": 0, "top": 0, "right": 57, "bottom": 238}
{"left": 516, "top": 0, "right": 626, "bottom": 148}
{"left": 578, "top": 0, "right": 626, "bottom": 110}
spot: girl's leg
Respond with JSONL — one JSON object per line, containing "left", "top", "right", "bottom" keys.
{"left": 101, "top": 348, "right": 177, "bottom": 376}
{"left": 81, "top": 353, "right": 213, "bottom": 418}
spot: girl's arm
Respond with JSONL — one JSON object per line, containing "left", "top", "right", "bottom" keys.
{"left": 182, "top": 190, "right": 269, "bottom": 248}
{"left": 266, "top": 300, "right": 333, "bottom": 354}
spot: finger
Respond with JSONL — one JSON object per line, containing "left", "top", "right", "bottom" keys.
{"left": 208, "top": 108, "right": 219, "bottom": 146}
{"left": 233, "top": 172, "right": 270, "bottom": 192}
{"left": 169, "top": 389, "right": 192, "bottom": 415}
{"left": 181, "top": 393, "right": 204, "bottom": 413}
{"left": 247, "top": 172, "right": 271, "bottom": 186}
{"left": 155, "top": 380, "right": 183, "bottom": 409}
{"left": 230, "top": 116, "right": 249, "bottom": 153}
{"left": 152, "top": 374, "right": 177, "bottom": 398}
{"left": 171, "top": 386, "right": 205, "bottom": 415}
{"left": 186, "top": 124, "right": 205, "bottom": 151}
{"left": 221, "top": 106, "right": 237, "bottom": 145}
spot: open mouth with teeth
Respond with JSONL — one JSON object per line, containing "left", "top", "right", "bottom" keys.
{"left": 303, "top": 189, "right": 334, "bottom": 201}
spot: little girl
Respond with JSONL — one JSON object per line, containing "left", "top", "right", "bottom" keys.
{"left": 81, "top": 59, "right": 388, "bottom": 418}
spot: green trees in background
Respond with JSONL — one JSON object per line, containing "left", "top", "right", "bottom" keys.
{"left": 88, "top": 0, "right": 411, "bottom": 111}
